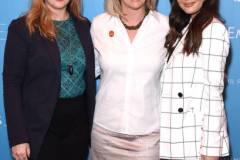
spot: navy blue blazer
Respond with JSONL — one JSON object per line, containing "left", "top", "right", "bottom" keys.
{"left": 3, "top": 16, "right": 96, "bottom": 159}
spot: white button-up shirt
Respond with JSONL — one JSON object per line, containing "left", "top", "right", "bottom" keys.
{"left": 91, "top": 11, "right": 169, "bottom": 135}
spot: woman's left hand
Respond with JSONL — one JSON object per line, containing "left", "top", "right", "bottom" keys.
{"left": 201, "top": 155, "right": 219, "bottom": 160}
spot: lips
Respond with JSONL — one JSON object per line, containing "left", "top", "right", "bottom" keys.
{"left": 183, "top": 2, "right": 196, "bottom": 8}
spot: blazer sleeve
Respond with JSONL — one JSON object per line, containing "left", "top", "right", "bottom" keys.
{"left": 3, "top": 19, "right": 29, "bottom": 147}
{"left": 200, "top": 22, "right": 230, "bottom": 156}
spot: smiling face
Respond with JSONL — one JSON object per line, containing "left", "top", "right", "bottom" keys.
{"left": 45, "top": 0, "right": 71, "bottom": 11}
{"left": 177, "top": 0, "right": 205, "bottom": 16}
{"left": 121, "top": 0, "right": 146, "bottom": 11}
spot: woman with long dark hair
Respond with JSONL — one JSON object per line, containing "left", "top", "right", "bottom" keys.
{"left": 159, "top": 0, "right": 230, "bottom": 159}
{"left": 3, "top": 0, "right": 95, "bottom": 159}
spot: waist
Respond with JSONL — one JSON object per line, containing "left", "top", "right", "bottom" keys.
{"left": 93, "top": 102, "right": 160, "bottom": 135}
{"left": 57, "top": 94, "right": 85, "bottom": 105}
{"left": 60, "top": 74, "right": 86, "bottom": 98}
{"left": 92, "top": 123, "right": 160, "bottom": 137}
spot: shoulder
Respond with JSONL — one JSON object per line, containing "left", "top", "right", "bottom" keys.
{"left": 151, "top": 11, "right": 169, "bottom": 22}
{"left": 200, "top": 18, "right": 230, "bottom": 56}
{"left": 202, "top": 18, "right": 229, "bottom": 40}
{"left": 91, "top": 12, "right": 114, "bottom": 34}
{"left": 7, "top": 16, "right": 30, "bottom": 41}
{"left": 74, "top": 16, "right": 91, "bottom": 29}
{"left": 8, "top": 16, "right": 28, "bottom": 33}
{"left": 150, "top": 11, "right": 169, "bottom": 30}
{"left": 92, "top": 12, "right": 113, "bottom": 26}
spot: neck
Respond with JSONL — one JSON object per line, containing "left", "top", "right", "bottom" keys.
{"left": 48, "top": 6, "right": 69, "bottom": 21}
{"left": 191, "top": 13, "right": 197, "bottom": 19}
{"left": 121, "top": 7, "right": 146, "bottom": 25}
{"left": 191, "top": 10, "right": 201, "bottom": 19}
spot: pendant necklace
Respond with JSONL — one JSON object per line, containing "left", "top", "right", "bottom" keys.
{"left": 55, "top": 17, "right": 74, "bottom": 76}
{"left": 67, "top": 64, "right": 73, "bottom": 75}
{"left": 67, "top": 19, "right": 74, "bottom": 75}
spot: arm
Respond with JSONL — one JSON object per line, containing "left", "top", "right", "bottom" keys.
{"left": 94, "top": 48, "right": 101, "bottom": 79}
{"left": 200, "top": 22, "right": 230, "bottom": 157}
{"left": 90, "top": 19, "right": 101, "bottom": 79}
{"left": 3, "top": 19, "right": 29, "bottom": 151}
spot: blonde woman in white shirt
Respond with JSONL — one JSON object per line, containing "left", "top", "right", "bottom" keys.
{"left": 90, "top": 0, "right": 169, "bottom": 159}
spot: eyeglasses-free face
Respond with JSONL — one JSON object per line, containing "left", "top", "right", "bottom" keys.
{"left": 120, "top": 0, "right": 146, "bottom": 11}
{"left": 177, "top": 0, "right": 205, "bottom": 16}
{"left": 45, "top": 0, "right": 71, "bottom": 11}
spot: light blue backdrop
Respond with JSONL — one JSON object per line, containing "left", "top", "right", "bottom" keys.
{"left": 0, "top": 0, "right": 239, "bottom": 159}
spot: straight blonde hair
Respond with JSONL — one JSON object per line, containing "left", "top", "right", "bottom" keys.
{"left": 26, "top": 0, "right": 83, "bottom": 39}
{"left": 105, "top": 0, "right": 157, "bottom": 16}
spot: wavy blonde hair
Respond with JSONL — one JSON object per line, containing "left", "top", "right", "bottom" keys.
{"left": 26, "top": 0, "right": 83, "bottom": 39}
{"left": 105, "top": 0, "right": 157, "bottom": 16}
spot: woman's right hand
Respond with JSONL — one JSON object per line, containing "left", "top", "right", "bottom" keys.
{"left": 12, "top": 143, "right": 30, "bottom": 160}
{"left": 201, "top": 155, "right": 219, "bottom": 160}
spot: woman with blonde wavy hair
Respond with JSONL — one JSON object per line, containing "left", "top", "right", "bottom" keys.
{"left": 90, "top": 0, "right": 169, "bottom": 159}
{"left": 3, "top": 0, "right": 96, "bottom": 160}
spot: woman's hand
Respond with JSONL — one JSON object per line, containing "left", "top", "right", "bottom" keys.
{"left": 12, "top": 143, "right": 30, "bottom": 160}
{"left": 201, "top": 155, "right": 219, "bottom": 160}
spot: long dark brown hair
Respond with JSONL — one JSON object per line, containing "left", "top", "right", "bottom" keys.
{"left": 165, "top": 0, "right": 220, "bottom": 61}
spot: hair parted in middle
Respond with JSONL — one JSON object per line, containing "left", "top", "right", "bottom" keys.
{"left": 105, "top": 0, "right": 157, "bottom": 16}
{"left": 165, "top": 0, "right": 221, "bottom": 61}
{"left": 26, "top": 0, "right": 83, "bottom": 39}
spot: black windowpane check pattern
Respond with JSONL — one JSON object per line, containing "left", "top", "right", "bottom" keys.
{"left": 159, "top": 22, "right": 230, "bottom": 159}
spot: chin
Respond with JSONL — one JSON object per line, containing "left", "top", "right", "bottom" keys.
{"left": 130, "top": 4, "right": 145, "bottom": 10}
{"left": 53, "top": 4, "right": 68, "bottom": 9}
{"left": 183, "top": 9, "right": 197, "bottom": 15}
{"left": 54, "top": 1, "right": 68, "bottom": 6}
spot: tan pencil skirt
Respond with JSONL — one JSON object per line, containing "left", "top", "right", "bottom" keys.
{"left": 90, "top": 124, "right": 160, "bottom": 160}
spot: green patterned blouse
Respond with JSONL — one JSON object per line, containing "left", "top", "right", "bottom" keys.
{"left": 54, "top": 17, "right": 86, "bottom": 98}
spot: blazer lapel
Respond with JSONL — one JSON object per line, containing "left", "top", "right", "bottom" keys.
{"left": 166, "top": 24, "right": 190, "bottom": 68}
{"left": 166, "top": 40, "right": 183, "bottom": 68}
{"left": 161, "top": 34, "right": 186, "bottom": 80}
{"left": 40, "top": 17, "right": 90, "bottom": 78}
{"left": 73, "top": 17, "right": 90, "bottom": 66}
{"left": 42, "top": 37, "right": 61, "bottom": 73}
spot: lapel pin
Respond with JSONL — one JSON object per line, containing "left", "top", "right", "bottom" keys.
{"left": 109, "top": 30, "right": 114, "bottom": 37}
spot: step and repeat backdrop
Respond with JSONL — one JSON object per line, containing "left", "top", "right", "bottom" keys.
{"left": 0, "top": 0, "right": 239, "bottom": 159}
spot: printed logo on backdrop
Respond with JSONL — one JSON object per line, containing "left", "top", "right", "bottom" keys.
{"left": 0, "top": 113, "right": 6, "bottom": 129}
{"left": 0, "top": 22, "right": 7, "bottom": 130}
{"left": 229, "top": 26, "right": 240, "bottom": 39}
{"left": 0, "top": 23, "right": 7, "bottom": 41}
{"left": 0, "top": 114, "right": 4, "bottom": 128}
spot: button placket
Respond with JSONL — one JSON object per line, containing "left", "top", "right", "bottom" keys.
{"left": 177, "top": 92, "right": 184, "bottom": 113}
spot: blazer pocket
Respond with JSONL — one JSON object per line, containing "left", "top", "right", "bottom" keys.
{"left": 184, "top": 83, "right": 205, "bottom": 114}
